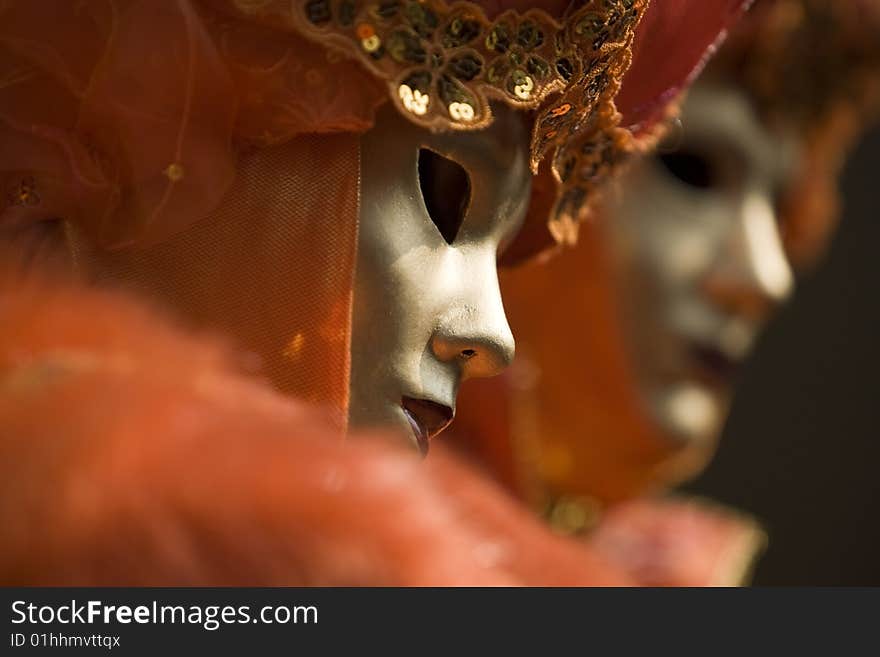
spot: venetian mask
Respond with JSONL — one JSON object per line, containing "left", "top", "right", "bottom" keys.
{"left": 349, "top": 103, "right": 531, "bottom": 454}
{"left": 605, "top": 82, "right": 800, "bottom": 446}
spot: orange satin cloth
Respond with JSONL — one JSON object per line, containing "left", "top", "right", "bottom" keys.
{"left": 0, "top": 0, "right": 384, "bottom": 250}
{"left": 71, "top": 134, "right": 361, "bottom": 428}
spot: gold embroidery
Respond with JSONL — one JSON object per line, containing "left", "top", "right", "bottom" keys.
{"left": 222, "top": 0, "right": 650, "bottom": 242}
{"left": 8, "top": 176, "right": 40, "bottom": 207}
{"left": 164, "top": 163, "right": 186, "bottom": 182}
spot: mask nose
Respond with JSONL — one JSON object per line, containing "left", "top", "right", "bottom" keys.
{"left": 702, "top": 192, "right": 794, "bottom": 320}
{"left": 431, "top": 267, "right": 515, "bottom": 380}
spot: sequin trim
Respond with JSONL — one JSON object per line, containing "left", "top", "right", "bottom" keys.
{"left": 224, "top": 0, "right": 650, "bottom": 241}
{"left": 7, "top": 176, "right": 40, "bottom": 207}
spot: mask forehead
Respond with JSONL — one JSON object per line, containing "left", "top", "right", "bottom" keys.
{"left": 678, "top": 84, "right": 800, "bottom": 191}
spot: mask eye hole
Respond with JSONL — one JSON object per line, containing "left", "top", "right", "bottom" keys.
{"left": 656, "top": 149, "right": 718, "bottom": 190}
{"left": 418, "top": 148, "right": 471, "bottom": 245}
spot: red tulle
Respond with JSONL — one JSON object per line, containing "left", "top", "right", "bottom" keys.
{"left": 619, "top": 0, "right": 752, "bottom": 133}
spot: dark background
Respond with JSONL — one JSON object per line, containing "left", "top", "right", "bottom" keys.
{"left": 685, "top": 124, "right": 880, "bottom": 585}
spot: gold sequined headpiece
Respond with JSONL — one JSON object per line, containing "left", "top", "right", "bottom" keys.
{"left": 223, "top": 0, "right": 650, "bottom": 248}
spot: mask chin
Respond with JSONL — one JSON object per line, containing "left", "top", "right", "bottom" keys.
{"left": 650, "top": 382, "right": 725, "bottom": 447}
{"left": 607, "top": 81, "right": 798, "bottom": 451}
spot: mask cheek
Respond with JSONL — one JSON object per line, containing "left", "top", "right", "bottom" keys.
{"left": 349, "top": 222, "right": 446, "bottom": 426}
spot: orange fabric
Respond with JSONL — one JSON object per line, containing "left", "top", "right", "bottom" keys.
{"left": 0, "top": 272, "right": 637, "bottom": 586}
{"left": 590, "top": 498, "right": 765, "bottom": 586}
{"left": 70, "top": 135, "right": 360, "bottom": 425}
{"left": 0, "top": 0, "right": 384, "bottom": 250}
{"left": 0, "top": 1, "right": 382, "bottom": 417}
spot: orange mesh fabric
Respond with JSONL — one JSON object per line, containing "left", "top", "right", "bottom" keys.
{"left": 0, "top": 0, "right": 384, "bottom": 250}
{"left": 0, "top": 0, "right": 238, "bottom": 250}
{"left": 72, "top": 135, "right": 360, "bottom": 426}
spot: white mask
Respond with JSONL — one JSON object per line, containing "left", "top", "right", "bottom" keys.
{"left": 349, "top": 103, "right": 531, "bottom": 454}
{"left": 606, "top": 82, "right": 799, "bottom": 445}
